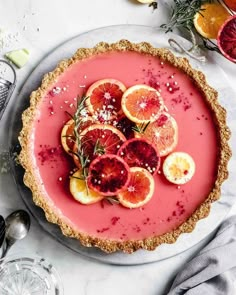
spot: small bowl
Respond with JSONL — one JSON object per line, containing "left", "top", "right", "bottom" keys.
{"left": 0, "top": 255, "right": 63, "bottom": 294}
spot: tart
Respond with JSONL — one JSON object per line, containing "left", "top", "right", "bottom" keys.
{"left": 19, "top": 40, "right": 231, "bottom": 253}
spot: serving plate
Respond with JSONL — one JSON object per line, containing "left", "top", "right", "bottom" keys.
{"left": 9, "top": 25, "right": 236, "bottom": 265}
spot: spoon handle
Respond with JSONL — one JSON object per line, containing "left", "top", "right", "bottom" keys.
{"left": 1, "top": 239, "right": 14, "bottom": 259}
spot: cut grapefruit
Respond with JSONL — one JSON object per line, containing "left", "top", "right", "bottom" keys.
{"left": 193, "top": 3, "right": 230, "bottom": 39}
{"left": 88, "top": 154, "right": 130, "bottom": 196}
{"left": 163, "top": 152, "right": 195, "bottom": 185}
{"left": 117, "top": 138, "right": 160, "bottom": 175}
{"left": 217, "top": 15, "right": 236, "bottom": 63}
{"left": 135, "top": 113, "right": 178, "bottom": 157}
{"left": 121, "top": 84, "right": 164, "bottom": 124}
{"left": 117, "top": 167, "right": 155, "bottom": 209}
{"left": 70, "top": 170, "right": 103, "bottom": 204}
{"left": 86, "top": 79, "right": 126, "bottom": 118}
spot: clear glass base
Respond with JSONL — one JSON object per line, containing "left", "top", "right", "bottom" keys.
{"left": 0, "top": 256, "right": 63, "bottom": 295}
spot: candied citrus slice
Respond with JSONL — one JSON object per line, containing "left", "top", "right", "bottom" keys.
{"left": 70, "top": 170, "right": 103, "bottom": 204}
{"left": 117, "top": 138, "right": 160, "bottom": 175}
{"left": 61, "top": 118, "right": 94, "bottom": 154}
{"left": 117, "top": 167, "right": 154, "bottom": 209}
{"left": 163, "top": 152, "right": 195, "bottom": 185}
{"left": 217, "top": 15, "right": 236, "bottom": 63}
{"left": 193, "top": 3, "right": 230, "bottom": 39}
{"left": 86, "top": 78, "right": 126, "bottom": 118}
{"left": 121, "top": 85, "right": 164, "bottom": 124}
{"left": 135, "top": 113, "right": 178, "bottom": 157}
{"left": 88, "top": 154, "right": 130, "bottom": 196}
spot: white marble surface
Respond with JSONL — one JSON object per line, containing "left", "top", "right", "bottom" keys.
{"left": 0, "top": 1, "right": 236, "bottom": 294}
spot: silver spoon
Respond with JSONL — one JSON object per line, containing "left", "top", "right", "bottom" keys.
{"left": 1, "top": 210, "right": 30, "bottom": 259}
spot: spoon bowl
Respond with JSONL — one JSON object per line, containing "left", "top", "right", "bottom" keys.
{"left": 1, "top": 210, "right": 30, "bottom": 259}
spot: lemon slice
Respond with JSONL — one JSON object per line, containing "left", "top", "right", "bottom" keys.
{"left": 137, "top": 0, "right": 154, "bottom": 3}
{"left": 70, "top": 170, "right": 103, "bottom": 204}
{"left": 163, "top": 152, "right": 195, "bottom": 185}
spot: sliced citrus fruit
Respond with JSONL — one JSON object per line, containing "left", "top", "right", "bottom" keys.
{"left": 137, "top": 0, "right": 154, "bottom": 3}
{"left": 135, "top": 113, "right": 178, "bottom": 157}
{"left": 217, "top": 15, "right": 236, "bottom": 63}
{"left": 121, "top": 84, "right": 164, "bottom": 124}
{"left": 88, "top": 154, "right": 130, "bottom": 196}
{"left": 72, "top": 123, "right": 126, "bottom": 167}
{"left": 163, "top": 152, "right": 195, "bottom": 185}
{"left": 224, "top": 0, "right": 236, "bottom": 11}
{"left": 86, "top": 78, "right": 126, "bottom": 119}
{"left": 61, "top": 118, "right": 94, "bottom": 154}
{"left": 70, "top": 170, "right": 103, "bottom": 204}
{"left": 193, "top": 3, "right": 230, "bottom": 39}
{"left": 117, "top": 167, "right": 154, "bottom": 209}
{"left": 115, "top": 115, "right": 135, "bottom": 139}
{"left": 117, "top": 138, "right": 160, "bottom": 175}
{"left": 61, "top": 119, "right": 75, "bottom": 154}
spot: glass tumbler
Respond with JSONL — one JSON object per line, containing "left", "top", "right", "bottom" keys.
{"left": 0, "top": 256, "right": 63, "bottom": 295}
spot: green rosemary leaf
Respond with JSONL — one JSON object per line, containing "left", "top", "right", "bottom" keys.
{"left": 132, "top": 121, "right": 150, "bottom": 134}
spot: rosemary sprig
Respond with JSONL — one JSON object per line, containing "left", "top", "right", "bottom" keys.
{"left": 161, "top": 0, "right": 211, "bottom": 33}
{"left": 93, "top": 139, "right": 106, "bottom": 156}
{"left": 160, "top": 0, "right": 224, "bottom": 55}
{"left": 70, "top": 96, "right": 90, "bottom": 185}
{"left": 132, "top": 121, "right": 150, "bottom": 134}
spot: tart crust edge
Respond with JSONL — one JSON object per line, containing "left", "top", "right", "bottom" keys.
{"left": 18, "top": 39, "right": 232, "bottom": 253}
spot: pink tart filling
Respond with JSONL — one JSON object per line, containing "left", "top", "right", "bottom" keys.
{"left": 32, "top": 50, "right": 218, "bottom": 241}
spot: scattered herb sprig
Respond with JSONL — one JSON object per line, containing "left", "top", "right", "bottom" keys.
{"left": 132, "top": 121, "right": 150, "bottom": 134}
{"left": 160, "top": 0, "right": 222, "bottom": 54}
{"left": 67, "top": 96, "right": 90, "bottom": 192}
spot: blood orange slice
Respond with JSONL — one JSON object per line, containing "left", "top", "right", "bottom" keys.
{"left": 86, "top": 79, "right": 126, "bottom": 119}
{"left": 61, "top": 119, "right": 75, "bottom": 154}
{"left": 117, "top": 167, "right": 155, "bottom": 209}
{"left": 135, "top": 113, "right": 178, "bottom": 157}
{"left": 121, "top": 84, "right": 164, "bottom": 124}
{"left": 61, "top": 118, "right": 94, "bottom": 154}
{"left": 217, "top": 15, "right": 236, "bottom": 63}
{"left": 117, "top": 138, "right": 160, "bottom": 175}
{"left": 72, "top": 124, "right": 126, "bottom": 167}
{"left": 115, "top": 115, "right": 135, "bottom": 139}
{"left": 70, "top": 170, "right": 104, "bottom": 204}
{"left": 163, "top": 152, "right": 195, "bottom": 185}
{"left": 88, "top": 154, "right": 130, "bottom": 196}
{"left": 224, "top": 0, "right": 236, "bottom": 11}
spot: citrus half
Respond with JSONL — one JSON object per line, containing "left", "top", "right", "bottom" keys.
{"left": 193, "top": 3, "right": 230, "bottom": 39}
{"left": 217, "top": 15, "right": 236, "bottom": 63}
